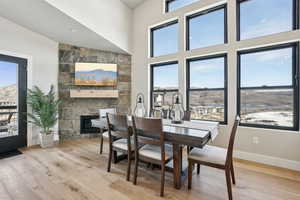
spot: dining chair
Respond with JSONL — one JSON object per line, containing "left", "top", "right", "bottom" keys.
{"left": 106, "top": 113, "right": 136, "bottom": 181}
{"left": 99, "top": 108, "right": 117, "bottom": 154}
{"left": 131, "top": 117, "right": 173, "bottom": 197}
{"left": 187, "top": 116, "right": 240, "bottom": 200}
{"left": 182, "top": 111, "right": 191, "bottom": 121}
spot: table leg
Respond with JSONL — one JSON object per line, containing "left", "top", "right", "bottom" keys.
{"left": 113, "top": 150, "right": 118, "bottom": 164}
{"left": 100, "top": 130, "right": 104, "bottom": 154}
{"left": 172, "top": 144, "right": 183, "bottom": 189}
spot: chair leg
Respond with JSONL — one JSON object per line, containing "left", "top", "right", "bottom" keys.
{"left": 225, "top": 169, "right": 233, "bottom": 200}
{"left": 188, "top": 161, "right": 193, "bottom": 190}
{"left": 126, "top": 151, "right": 131, "bottom": 181}
{"left": 100, "top": 135, "right": 104, "bottom": 154}
{"left": 107, "top": 147, "right": 112, "bottom": 172}
{"left": 197, "top": 164, "right": 200, "bottom": 175}
{"left": 160, "top": 164, "right": 165, "bottom": 197}
{"left": 113, "top": 151, "right": 118, "bottom": 164}
{"left": 133, "top": 154, "right": 138, "bottom": 185}
{"left": 231, "top": 162, "right": 236, "bottom": 185}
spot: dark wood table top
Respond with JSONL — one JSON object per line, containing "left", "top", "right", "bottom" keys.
{"left": 92, "top": 118, "right": 219, "bottom": 148}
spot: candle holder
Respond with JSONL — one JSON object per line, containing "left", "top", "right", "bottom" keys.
{"left": 134, "top": 93, "right": 147, "bottom": 117}
{"left": 170, "top": 92, "right": 184, "bottom": 124}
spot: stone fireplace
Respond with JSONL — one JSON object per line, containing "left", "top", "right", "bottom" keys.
{"left": 58, "top": 44, "right": 131, "bottom": 140}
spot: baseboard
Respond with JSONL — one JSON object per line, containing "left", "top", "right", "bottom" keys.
{"left": 233, "top": 150, "right": 300, "bottom": 171}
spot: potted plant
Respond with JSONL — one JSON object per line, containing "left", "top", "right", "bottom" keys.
{"left": 27, "top": 85, "right": 60, "bottom": 148}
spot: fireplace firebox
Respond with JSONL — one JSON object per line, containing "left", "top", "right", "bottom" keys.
{"left": 80, "top": 115, "right": 99, "bottom": 134}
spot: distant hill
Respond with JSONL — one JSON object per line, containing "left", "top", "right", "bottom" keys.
{"left": 75, "top": 69, "right": 117, "bottom": 82}
{"left": 0, "top": 84, "right": 17, "bottom": 105}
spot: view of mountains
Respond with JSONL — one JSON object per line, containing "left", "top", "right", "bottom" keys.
{"left": 75, "top": 69, "right": 117, "bottom": 81}
{"left": 75, "top": 69, "right": 117, "bottom": 86}
{"left": 0, "top": 84, "right": 16, "bottom": 105}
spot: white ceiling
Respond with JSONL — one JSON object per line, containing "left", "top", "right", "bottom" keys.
{"left": 0, "top": 0, "right": 127, "bottom": 53}
{"left": 121, "top": 0, "right": 146, "bottom": 8}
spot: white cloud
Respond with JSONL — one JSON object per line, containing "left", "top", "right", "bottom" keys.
{"left": 255, "top": 48, "right": 291, "bottom": 62}
{"left": 241, "top": 18, "right": 291, "bottom": 40}
{"left": 191, "top": 62, "right": 221, "bottom": 73}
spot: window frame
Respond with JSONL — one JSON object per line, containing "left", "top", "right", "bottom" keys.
{"left": 236, "top": 0, "right": 299, "bottom": 41}
{"left": 150, "top": 61, "right": 179, "bottom": 110}
{"left": 186, "top": 4, "right": 228, "bottom": 51}
{"left": 237, "top": 42, "right": 299, "bottom": 131}
{"left": 165, "top": 0, "right": 175, "bottom": 13}
{"left": 150, "top": 20, "right": 179, "bottom": 58}
{"left": 186, "top": 54, "right": 228, "bottom": 124}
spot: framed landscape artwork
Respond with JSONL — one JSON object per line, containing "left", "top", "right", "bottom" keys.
{"left": 75, "top": 63, "right": 117, "bottom": 86}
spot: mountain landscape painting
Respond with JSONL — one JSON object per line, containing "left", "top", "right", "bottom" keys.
{"left": 75, "top": 63, "right": 117, "bottom": 86}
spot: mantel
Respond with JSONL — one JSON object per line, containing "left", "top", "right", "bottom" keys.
{"left": 70, "top": 89, "right": 119, "bottom": 98}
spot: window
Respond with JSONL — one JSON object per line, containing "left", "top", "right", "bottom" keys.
{"left": 166, "top": 0, "right": 201, "bottom": 12}
{"left": 187, "top": 5, "right": 227, "bottom": 50}
{"left": 187, "top": 54, "right": 227, "bottom": 123}
{"left": 238, "top": 0, "right": 299, "bottom": 40}
{"left": 151, "top": 20, "right": 178, "bottom": 57}
{"left": 150, "top": 61, "right": 178, "bottom": 110}
{"left": 237, "top": 43, "right": 299, "bottom": 130}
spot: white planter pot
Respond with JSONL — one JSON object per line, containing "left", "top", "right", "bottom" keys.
{"left": 39, "top": 132, "right": 54, "bottom": 148}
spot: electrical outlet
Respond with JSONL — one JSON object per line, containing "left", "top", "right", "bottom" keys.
{"left": 253, "top": 136, "right": 259, "bottom": 144}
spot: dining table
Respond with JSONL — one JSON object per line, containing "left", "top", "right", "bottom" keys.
{"left": 91, "top": 117, "right": 219, "bottom": 189}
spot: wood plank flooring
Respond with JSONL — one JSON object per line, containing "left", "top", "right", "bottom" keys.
{"left": 0, "top": 138, "right": 300, "bottom": 200}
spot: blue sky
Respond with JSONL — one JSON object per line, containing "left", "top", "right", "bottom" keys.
{"left": 168, "top": 0, "right": 201, "bottom": 12}
{"left": 153, "top": 23, "right": 178, "bottom": 57}
{"left": 189, "top": 8, "right": 224, "bottom": 49}
{"left": 153, "top": 0, "right": 293, "bottom": 89}
{"left": 153, "top": 48, "right": 292, "bottom": 89}
{"left": 190, "top": 57, "right": 224, "bottom": 88}
{"left": 241, "top": 48, "right": 292, "bottom": 87}
{"left": 153, "top": 63, "right": 178, "bottom": 88}
{"left": 0, "top": 61, "right": 17, "bottom": 88}
{"left": 240, "top": 0, "right": 293, "bottom": 39}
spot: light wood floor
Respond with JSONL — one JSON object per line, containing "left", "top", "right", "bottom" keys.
{"left": 0, "top": 138, "right": 300, "bottom": 200}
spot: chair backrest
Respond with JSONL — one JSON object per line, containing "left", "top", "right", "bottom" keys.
{"left": 106, "top": 113, "right": 130, "bottom": 139}
{"left": 182, "top": 111, "right": 191, "bottom": 121}
{"left": 225, "top": 116, "right": 240, "bottom": 166}
{"left": 100, "top": 108, "right": 116, "bottom": 119}
{"left": 132, "top": 117, "right": 166, "bottom": 161}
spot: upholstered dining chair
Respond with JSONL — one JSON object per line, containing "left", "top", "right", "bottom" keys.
{"left": 182, "top": 110, "right": 191, "bottom": 121}
{"left": 131, "top": 117, "right": 173, "bottom": 197}
{"left": 99, "top": 108, "right": 117, "bottom": 154}
{"left": 187, "top": 116, "right": 240, "bottom": 200}
{"left": 106, "top": 113, "right": 136, "bottom": 181}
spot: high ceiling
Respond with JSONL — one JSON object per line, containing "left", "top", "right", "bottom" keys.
{"left": 0, "top": 0, "right": 131, "bottom": 53}
{"left": 121, "top": 0, "right": 146, "bottom": 8}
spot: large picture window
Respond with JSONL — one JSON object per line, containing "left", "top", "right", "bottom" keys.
{"left": 187, "top": 54, "right": 227, "bottom": 123}
{"left": 150, "top": 61, "right": 179, "bottom": 111}
{"left": 166, "top": 0, "right": 201, "bottom": 12}
{"left": 237, "top": 0, "right": 299, "bottom": 40}
{"left": 237, "top": 43, "right": 299, "bottom": 130}
{"left": 186, "top": 5, "right": 227, "bottom": 50}
{"left": 150, "top": 20, "right": 178, "bottom": 57}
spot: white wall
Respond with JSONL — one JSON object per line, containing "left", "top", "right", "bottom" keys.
{"left": 0, "top": 16, "right": 59, "bottom": 146}
{"left": 132, "top": 0, "right": 300, "bottom": 169}
{"left": 44, "top": 0, "right": 133, "bottom": 54}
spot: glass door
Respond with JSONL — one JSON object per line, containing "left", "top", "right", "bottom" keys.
{"left": 0, "top": 54, "right": 27, "bottom": 153}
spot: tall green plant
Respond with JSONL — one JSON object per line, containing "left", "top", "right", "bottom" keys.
{"left": 27, "top": 85, "right": 60, "bottom": 134}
